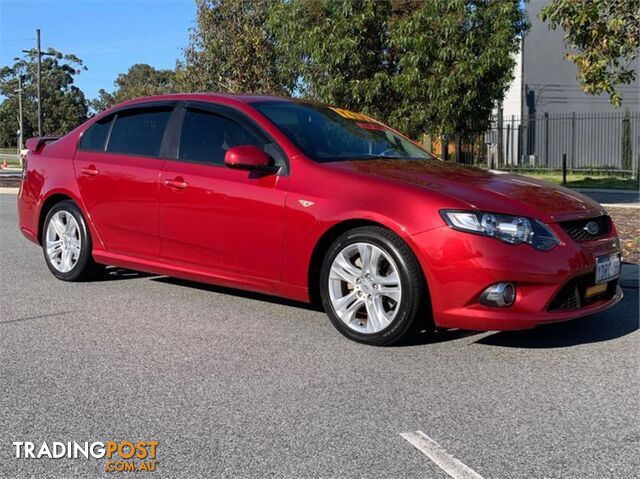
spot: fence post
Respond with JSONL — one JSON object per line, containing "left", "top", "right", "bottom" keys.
{"left": 544, "top": 112, "right": 549, "bottom": 166}
{"left": 441, "top": 135, "right": 448, "bottom": 161}
{"left": 562, "top": 153, "right": 567, "bottom": 185}
{"left": 511, "top": 115, "right": 516, "bottom": 165}
{"left": 636, "top": 143, "right": 640, "bottom": 188}
{"left": 505, "top": 124, "right": 510, "bottom": 165}
{"left": 517, "top": 120, "right": 522, "bottom": 165}
{"left": 497, "top": 106, "right": 503, "bottom": 168}
{"left": 636, "top": 117, "right": 640, "bottom": 187}
{"left": 571, "top": 112, "right": 576, "bottom": 169}
{"left": 621, "top": 111, "right": 632, "bottom": 172}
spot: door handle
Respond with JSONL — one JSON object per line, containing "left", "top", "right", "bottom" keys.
{"left": 164, "top": 178, "right": 189, "bottom": 190}
{"left": 80, "top": 166, "right": 99, "bottom": 176}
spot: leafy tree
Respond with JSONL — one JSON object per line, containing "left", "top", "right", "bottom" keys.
{"left": 0, "top": 49, "right": 88, "bottom": 147}
{"left": 541, "top": 0, "right": 639, "bottom": 107}
{"left": 389, "top": 1, "right": 525, "bottom": 139}
{"left": 90, "top": 64, "right": 176, "bottom": 112}
{"left": 271, "top": 0, "right": 526, "bottom": 139}
{"left": 176, "top": 0, "right": 293, "bottom": 94}
{"left": 269, "top": 0, "right": 396, "bottom": 120}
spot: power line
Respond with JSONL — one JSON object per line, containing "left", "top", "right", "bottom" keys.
{"left": 55, "top": 33, "right": 186, "bottom": 54}
{"left": 2, "top": 37, "right": 36, "bottom": 43}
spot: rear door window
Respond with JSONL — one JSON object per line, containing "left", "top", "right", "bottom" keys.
{"left": 106, "top": 107, "right": 173, "bottom": 157}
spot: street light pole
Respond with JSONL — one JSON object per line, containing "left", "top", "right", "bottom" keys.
{"left": 22, "top": 29, "right": 54, "bottom": 137}
{"left": 36, "top": 28, "right": 42, "bottom": 137}
{"left": 16, "top": 76, "right": 24, "bottom": 149}
{"left": 15, "top": 76, "right": 24, "bottom": 164}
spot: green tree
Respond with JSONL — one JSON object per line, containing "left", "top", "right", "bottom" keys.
{"left": 389, "top": 1, "right": 525, "bottom": 139}
{"left": 90, "top": 64, "right": 176, "bottom": 112}
{"left": 270, "top": 0, "right": 396, "bottom": 120}
{"left": 0, "top": 49, "right": 88, "bottom": 147}
{"left": 270, "top": 0, "right": 526, "bottom": 139}
{"left": 176, "top": 0, "right": 293, "bottom": 94}
{"left": 541, "top": 0, "right": 639, "bottom": 107}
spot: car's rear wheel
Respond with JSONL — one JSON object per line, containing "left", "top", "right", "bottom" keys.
{"left": 43, "top": 200, "right": 103, "bottom": 281}
{"left": 320, "top": 226, "right": 426, "bottom": 345}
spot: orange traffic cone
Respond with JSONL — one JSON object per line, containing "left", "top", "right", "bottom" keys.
{"left": 1, "top": 159, "right": 7, "bottom": 169}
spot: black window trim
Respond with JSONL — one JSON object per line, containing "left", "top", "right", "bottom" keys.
{"left": 171, "top": 101, "right": 289, "bottom": 175}
{"left": 77, "top": 101, "right": 178, "bottom": 160}
{"left": 103, "top": 115, "right": 116, "bottom": 151}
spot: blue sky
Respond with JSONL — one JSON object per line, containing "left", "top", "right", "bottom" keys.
{"left": 0, "top": 0, "right": 196, "bottom": 100}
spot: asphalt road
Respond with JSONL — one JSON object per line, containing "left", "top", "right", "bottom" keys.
{"left": 1, "top": 193, "right": 639, "bottom": 478}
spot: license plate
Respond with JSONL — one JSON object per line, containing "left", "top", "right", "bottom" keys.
{"left": 595, "top": 253, "right": 621, "bottom": 283}
{"left": 585, "top": 283, "right": 608, "bottom": 299}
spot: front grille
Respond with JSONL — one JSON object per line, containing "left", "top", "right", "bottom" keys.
{"left": 548, "top": 273, "right": 618, "bottom": 311}
{"left": 559, "top": 215, "right": 611, "bottom": 242}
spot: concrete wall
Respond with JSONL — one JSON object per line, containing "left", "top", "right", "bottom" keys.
{"left": 502, "top": 47, "right": 523, "bottom": 120}
{"left": 523, "top": 0, "right": 640, "bottom": 117}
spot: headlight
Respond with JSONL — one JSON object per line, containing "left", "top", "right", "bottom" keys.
{"left": 440, "top": 210, "right": 559, "bottom": 251}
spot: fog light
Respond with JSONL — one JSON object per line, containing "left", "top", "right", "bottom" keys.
{"left": 479, "top": 283, "right": 516, "bottom": 307}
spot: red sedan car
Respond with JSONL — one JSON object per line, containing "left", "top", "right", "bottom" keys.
{"left": 18, "top": 94, "right": 622, "bottom": 345}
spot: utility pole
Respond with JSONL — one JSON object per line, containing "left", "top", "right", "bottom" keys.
{"left": 22, "top": 29, "right": 54, "bottom": 137}
{"left": 36, "top": 29, "right": 42, "bottom": 137}
{"left": 15, "top": 76, "right": 24, "bottom": 164}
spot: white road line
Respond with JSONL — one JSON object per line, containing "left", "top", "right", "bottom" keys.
{"left": 400, "top": 430, "right": 485, "bottom": 479}
{"left": 602, "top": 203, "right": 639, "bottom": 209}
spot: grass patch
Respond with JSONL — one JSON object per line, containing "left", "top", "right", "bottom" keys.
{"left": 0, "top": 160, "right": 21, "bottom": 168}
{"left": 507, "top": 171, "right": 639, "bottom": 190}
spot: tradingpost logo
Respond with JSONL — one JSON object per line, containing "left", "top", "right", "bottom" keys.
{"left": 12, "top": 440, "right": 159, "bottom": 473}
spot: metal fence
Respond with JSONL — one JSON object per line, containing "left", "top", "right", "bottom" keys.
{"left": 477, "top": 111, "right": 640, "bottom": 175}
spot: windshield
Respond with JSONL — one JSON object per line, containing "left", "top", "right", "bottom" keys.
{"left": 251, "top": 101, "right": 434, "bottom": 163}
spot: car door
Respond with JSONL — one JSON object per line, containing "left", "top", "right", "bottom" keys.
{"left": 74, "top": 103, "right": 175, "bottom": 258}
{"left": 158, "top": 102, "right": 289, "bottom": 281}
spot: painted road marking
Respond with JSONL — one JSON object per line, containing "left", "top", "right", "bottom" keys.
{"left": 601, "top": 203, "right": 639, "bottom": 209}
{"left": 400, "top": 430, "right": 484, "bottom": 479}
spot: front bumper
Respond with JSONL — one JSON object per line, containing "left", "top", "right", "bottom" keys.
{"left": 411, "top": 224, "right": 623, "bottom": 331}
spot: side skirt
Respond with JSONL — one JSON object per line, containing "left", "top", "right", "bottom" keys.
{"left": 92, "top": 250, "right": 310, "bottom": 303}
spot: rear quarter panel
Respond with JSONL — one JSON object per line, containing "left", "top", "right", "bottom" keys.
{"left": 18, "top": 133, "right": 104, "bottom": 249}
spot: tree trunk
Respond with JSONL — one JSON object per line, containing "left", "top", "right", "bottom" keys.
{"left": 456, "top": 135, "right": 462, "bottom": 163}
{"left": 441, "top": 136, "right": 448, "bottom": 161}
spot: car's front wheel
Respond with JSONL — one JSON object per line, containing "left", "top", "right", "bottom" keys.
{"left": 320, "top": 226, "right": 427, "bottom": 345}
{"left": 43, "top": 200, "right": 103, "bottom": 281}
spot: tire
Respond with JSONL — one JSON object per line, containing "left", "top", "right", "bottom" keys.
{"left": 319, "top": 226, "right": 427, "bottom": 346}
{"left": 42, "top": 200, "right": 103, "bottom": 281}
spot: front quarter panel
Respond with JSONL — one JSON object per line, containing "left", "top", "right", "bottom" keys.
{"left": 280, "top": 158, "right": 468, "bottom": 290}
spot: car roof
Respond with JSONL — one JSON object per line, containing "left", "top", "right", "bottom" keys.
{"left": 114, "top": 93, "right": 312, "bottom": 108}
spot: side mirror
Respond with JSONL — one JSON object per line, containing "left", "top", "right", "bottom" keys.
{"left": 224, "top": 145, "right": 277, "bottom": 173}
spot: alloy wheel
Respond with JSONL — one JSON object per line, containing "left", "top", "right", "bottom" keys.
{"left": 328, "top": 242, "right": 402, "bottom": 334}
{"left": 45, "top": 210, "right": 81, "bottom": 273}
